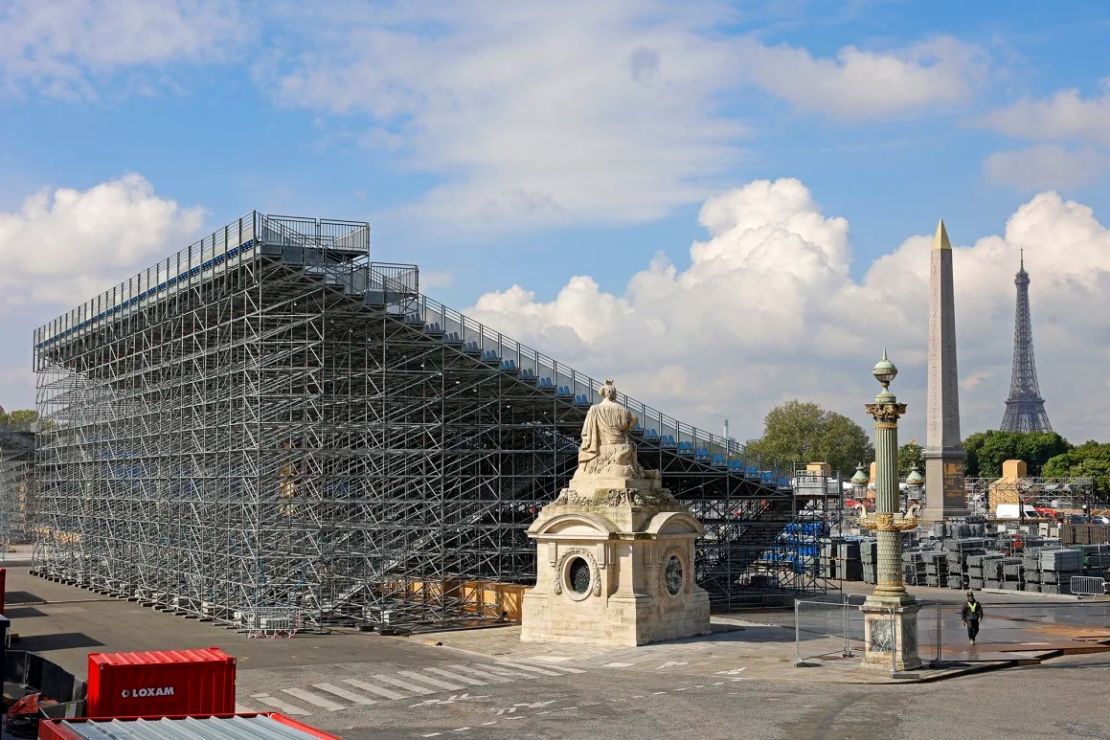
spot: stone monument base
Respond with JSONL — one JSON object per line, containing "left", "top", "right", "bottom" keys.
{"left": 860, "top": 597, "right": 923, "bottom": 671}
{"left": 520, "top": 474, "right": 710, "bottom": 647}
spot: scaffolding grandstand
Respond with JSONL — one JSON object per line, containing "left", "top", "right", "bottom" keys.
{"left": 32, "top": 212, "right": 827, "bottom": 632}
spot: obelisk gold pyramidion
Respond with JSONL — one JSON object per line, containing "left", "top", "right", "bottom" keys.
{"left": 922, "top": 219, "right": 967, "bottom": 521}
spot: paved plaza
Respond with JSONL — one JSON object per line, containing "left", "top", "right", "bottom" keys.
{"left": 5, "top": 565, "right": 1110, "bottom": 738}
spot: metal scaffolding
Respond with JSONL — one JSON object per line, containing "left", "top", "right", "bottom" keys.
{"left": 0, "top": 425, "right": 36, "bottom": 554}
{"left": 32, "top": 212, "right": 822, "bottom": 632}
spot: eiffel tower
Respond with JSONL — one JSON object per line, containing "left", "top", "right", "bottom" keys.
{"left": 1000, "top": 251, "right": 1052, "bottom": 432}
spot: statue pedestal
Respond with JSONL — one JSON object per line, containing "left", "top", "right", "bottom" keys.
{"left": 860, "top": 596, "right": 922, "bottom": 672}
{"left": 521, "top": 472, "right": 710, "bottom": 647}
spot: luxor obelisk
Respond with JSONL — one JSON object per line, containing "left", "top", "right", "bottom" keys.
{"left": 922, "top": 220, "right": 967, "bottom": 521}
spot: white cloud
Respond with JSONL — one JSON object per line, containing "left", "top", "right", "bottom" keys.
{"left": 0, "top": 174, "right": 204, "bottom": 306}
{"left": 0, "top": 0, "right": 246, "bottom": 98}
{"left": 262, "top": 3, "right": 988, "bottom": 232}
{"left": 466, "top": 179, "right": 1110, "bottom": 446}
{"left": 981, "top": 83, "right": 1110, "bottom": 146}
{"left": 984, "top": 145, "right": 1109, "bottom": 191}
{"left": 735, "top": 35, "right": 989, "bottom": 120}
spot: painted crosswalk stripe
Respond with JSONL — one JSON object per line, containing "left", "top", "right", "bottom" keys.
{"left": 250, "top": 693, "right": 310, "bottom": 716}
{"left": 313, "top": 683, "right": 379, "bottom": 706}
{"left": 398, "top": 670, "right": 465, "bottom": 691}
{"left": 281, "top": 688, "right": 345, "bottom": 711}
{"left": 445, "top": 664, "right": 511, "bottom": 683}
{"left": 493, "top": 661, "right": 563, "bottom": 677}
{"left": 369, "top": 674, "right": 439, "bottom": 696}
{"left": 342, "top": 678, "right": 412, "bottom": 701}
{"left": 475, "top": 664, "right": 531, "bottom": 678}
{"left": 235, "top": 703, "right": 257, "bottom": 714}
{"left": 424, "top": 667, "right": 487, "bottom": 686}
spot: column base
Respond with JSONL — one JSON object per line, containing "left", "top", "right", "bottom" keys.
{"left": 860, "top": 597, "right": 922, "bottom": 672}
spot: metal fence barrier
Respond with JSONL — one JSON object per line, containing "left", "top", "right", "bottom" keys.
{"left": 1070, "top": 576, "right": 1107, "bottom": 598}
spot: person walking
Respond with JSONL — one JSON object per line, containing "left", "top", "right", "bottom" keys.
{"left": 961, "top": 590, "right": 985, "bottom": 645}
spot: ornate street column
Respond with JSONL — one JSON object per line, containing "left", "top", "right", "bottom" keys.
{"left": 858, "top": 351, "right": 922, "bottom": 671}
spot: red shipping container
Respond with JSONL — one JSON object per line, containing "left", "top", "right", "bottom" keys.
{"left": 86, "top": 647, "right": 236, "bottom": 719}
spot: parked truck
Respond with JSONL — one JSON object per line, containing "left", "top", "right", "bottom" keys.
{"left": 996, "top": 503, "right": 1038, "bottom": 519}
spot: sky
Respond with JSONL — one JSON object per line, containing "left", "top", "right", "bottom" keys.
{"left": 1, "top": 0, "right": 1108, "bottom": 448}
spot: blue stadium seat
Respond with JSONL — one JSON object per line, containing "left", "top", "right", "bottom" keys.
{"left": 574, "top": 394, "right": 590, "bottom": 407}
{"left": 643, "top": 429, "right": 659, "bottom": 440}
{"left": 660, "top": 435, "right": 677, "bottom": 448}
{"left": 537, "top": 377, "right": 555, "bottom": 390}
{"left": 480, "top": 349, "right": 499, "bottom": 363}
{"left": 677, "top": 441, "right": 694, "bottom": 455}
{"left": 500, "top": 359, "right": 518, "bottom": 373}
{"left": 556, "top": 385, "right": 573, "bottom": 397}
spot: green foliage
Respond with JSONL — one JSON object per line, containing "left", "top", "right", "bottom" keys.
{"left": 1043, "top": 441, "right": 1110, "bottom": 499}
{"left": 961, "top": 429, "right": 1072, "bottom": 478}
{"left": 898, "top": 440, "right": 923, "bottom": 478}
{"left": 746, "top": 400, "right": 873, "bottom": 476}
{"left": 0, "top": 408, "right": 38, "bottom": 429}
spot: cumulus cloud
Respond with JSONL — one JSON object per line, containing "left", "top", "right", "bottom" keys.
{"left": 981, "top": 83, "right": 1110, "bottom": 146}
{"left": 0, "top": 0, "right": 246, "bottom": 98}
{"left": 466, "top": 179, "right": 1110, "bottom": 445}
{"left": 984, "top": 145, "right": 1109, "bottom": 191}
{"left": 736, "top": 35, "right": 989, "bottom": 120}
{"left": 0, "top": 174, "right": 205, "bottom": 306}
{"left": 262, "top": 3, "right": 988, "bottom": 231}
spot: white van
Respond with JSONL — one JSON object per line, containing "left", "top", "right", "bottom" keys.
{"left": 996, "top": 503, "right": 1038, "bottom": 519}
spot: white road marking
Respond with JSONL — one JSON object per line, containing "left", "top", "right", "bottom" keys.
{"left": 313, "top": 683, "right": 379, "bottom": 705}
{"left": 250, "top": 693, "right": 310, "bottom": 716}
{"left": 716, "top": 667, "right": 747, "bottom": 675}
{"left": 604, "top": 662, "right": 635, "bottom": 668}
{"left": 481, "top": 721, "right": 497, "bottom": 726}
{"left": 452, "top": 728, "right": 470, "bottom": 733}
{"left": 445, "top": 664, "right": 511, "bottom": 683}
{"left": 369, "top": 674, "right": 439, "bottom": 696}
{"left": 652, "top": 691, "right": 667, "bottom": 695}
{"left": 281, "top": 688, "right": 345, "bottom": 711}
{"left": 342, "top": 678, "right": 410, "bottom": 700}
{"left": 234, "top": 703, "right": 257, "bottom": 713}
{"left": 399, "top": 670, "right": 465, "bottom": 691}
{"left": 530, "top": 655, "right": 573, "bottom": 663}
{"left": 657, "top": 661, "right": 687, "bottom": 670}
{"left": 424, "top": 667, "right": 487, "bottom": 686}
{"left": 475, "top": 664, "right": 531, "bottom": 677}
{"left": 493, "top": 661, "right": 562, "bottom": 677}
{"left": 420, "top": 734, "right": 442, "bottom": 738}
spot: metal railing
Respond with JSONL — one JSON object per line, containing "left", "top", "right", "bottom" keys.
{"left": 369, "top": 263, "right": 789, "bottom": 486}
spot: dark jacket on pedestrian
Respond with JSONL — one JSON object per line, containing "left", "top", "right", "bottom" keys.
{"left": 961, "top": 599, "right": 984, "bottom": 623}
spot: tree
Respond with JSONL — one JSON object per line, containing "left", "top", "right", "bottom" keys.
{"left": 898, "top": 440, "right": 924, "bottom": 478}
{"left": 1043, "top": 442, "right": 1110, "bottom": 500}
{"left": 961, "top": 429, "right": 1071, "bottom": 478}
{"left": 0, "top": 408, "right": 38, "bottom": 429}
{"left": 746, "top": 400, "right": 873, "bottom": 476}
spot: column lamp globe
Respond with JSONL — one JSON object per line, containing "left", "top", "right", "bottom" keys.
{"left": 873, "top": 349, "right": 897, "bottom": 389}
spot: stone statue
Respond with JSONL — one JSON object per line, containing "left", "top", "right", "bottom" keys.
{"left": 577, "top": 379, "right": 643, "bottom": 478}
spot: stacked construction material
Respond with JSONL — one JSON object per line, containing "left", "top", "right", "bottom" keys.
{"left": 1022, "top": 549, "right": 1044, "bottom": 591}
{"left": 1038, "top": 548, "right": 1082, "bottom": 594}
{"left": 1073, "top": 543, "right": 1110, "bottom": 575}
{"left": 965, "top": 553, "right": 1002, "bottom": 591}
{"left": 944, "top": 539, "right": 989, "bottom": 589}
{"left": 1061, "top": 523, "right": 1110, "bottom": 546}
{"left": 861, "top": 539, "right": 878, "bottom": 584}
{"left": 839, "top": 540, "right": 864, "bottom": 581}
{"left": 819, "top": 539, "right": 837, "bottom": 579}
{"left": 902, "top": 550, "right": 929, "bottom": 586}
{"left": 925, "top": 552, "right": 949, "bottom": 588}
{"left": 1001, "top": 557, "right": 1025, "bottom": 591}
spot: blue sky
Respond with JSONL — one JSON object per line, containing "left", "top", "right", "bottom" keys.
{"left": 2, "top": 1, "right": 1109, "bottom": 446}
